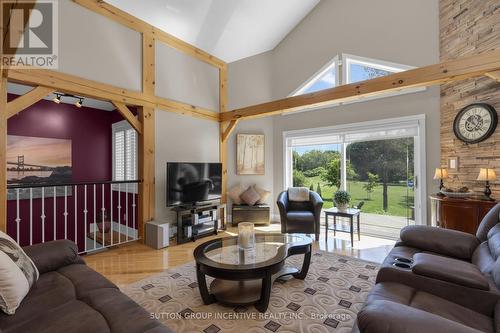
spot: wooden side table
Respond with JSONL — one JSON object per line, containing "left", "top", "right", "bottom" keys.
{"left": 232, "top": 205, "right": 270, "bottom": 226}
{"left": 324, "top": 207, "right": 361, "bottom": 244}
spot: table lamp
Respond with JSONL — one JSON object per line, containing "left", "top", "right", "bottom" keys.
{"left": 434, "top": 167, "right": 448, "bottom": 192}
{"left": 477, "top": 168, "right": 496, "bottom": 199}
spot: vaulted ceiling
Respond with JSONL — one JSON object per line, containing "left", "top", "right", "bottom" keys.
{"left": 104, "top": 0, "right": 320, "bottom": 63}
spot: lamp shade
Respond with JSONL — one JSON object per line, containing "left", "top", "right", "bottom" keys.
{"left": 477, "top": 168, "right": 496, "bottom": 181}
{"left": 434, "top": 168, "right": 448, "bottom": 180}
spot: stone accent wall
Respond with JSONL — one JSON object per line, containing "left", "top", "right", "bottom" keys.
{"left": 440, "top": 0, "right": 500, "bottom": 196}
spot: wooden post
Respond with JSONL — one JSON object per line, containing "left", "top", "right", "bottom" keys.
{"left": 138, "top": 107, "right": 155, "bottom": 239}
{"left": 0, "top": 74, "right": 7, "bottom": 232}
{"left": 142, "top": 34, "right": 156, "bottom": 96}
{"left": 219, "top": 66, "right": 229, "bottom": 203}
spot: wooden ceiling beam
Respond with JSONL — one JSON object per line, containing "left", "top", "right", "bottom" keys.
{"left": 72, "top": 0, "right": 226, "bottom": 69}
{"left": 7, "top": 86, "right": 55, "bottom": 118}
{"left": 112, "top": 101, "right": 142, "bottom": 134}
{"left": 7, "top": 68, "right": 220, "bottom": 122}
{"left": 485, "top": 70, "right": 500, "bottom": 82}
{"left": 220, "top": 49, "right": 500, "bottom": 121}
{"left": 221, "top": 119, "right": 238, "bottom": 142}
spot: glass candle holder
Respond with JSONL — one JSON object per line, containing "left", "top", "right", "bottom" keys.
{"left": 238, "top": 222, "right": 255, "bottom": 249}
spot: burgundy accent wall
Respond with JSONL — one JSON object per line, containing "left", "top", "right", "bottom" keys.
{"left": 7, "top": 94, "right": 115, "bottom": 181}
{"left": 6, "top": 94, "right": 130, "bottom": 250}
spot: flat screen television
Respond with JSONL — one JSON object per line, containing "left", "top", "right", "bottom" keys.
{"left": 166, "top": 162, "right": 222, "bottom": 207}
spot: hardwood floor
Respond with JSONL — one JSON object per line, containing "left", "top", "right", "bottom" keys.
{"left": 85, "top": 225, "right": 394, "bottom": 288}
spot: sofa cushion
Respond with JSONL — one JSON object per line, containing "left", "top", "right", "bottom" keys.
{"left": 472, "top": 242, "right": 496, "bottom": 276}
{"left": 23, "top": 240, "right": 83, "bottom": 275}
{"left": 377, "top": 245, "right": 500, "bottom": 316}
{"left": 412, "top": 253, "right": 490, "bottom": 290}
{"left": 82, "top": 288, "right": 166, "bottom": 333}
{"left": 0, "top": 271, "right": 76, "bottom": 330}
{"left": 400, "top": 225, "right": 480, "bottom": 260}
{"left": 285, "top": 211, "right": 315, "bottom": 233}
{"left": 476, "top": 203, "right": 500, "bottom": 242}
{"left": 57, "top": 264, "right": 117, "bottom": 299}
{"left": 360, "top": 283, "right": 494, "bottom": 333}
{"left": 5, "top": 300, "right": 111, "bottom": 333}
{"left": 488, "top": 224, "right": 500, "bottom": 260}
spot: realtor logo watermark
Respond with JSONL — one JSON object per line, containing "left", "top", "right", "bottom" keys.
{"left": 1, "top": 0, "right": 58, "bottom": 68}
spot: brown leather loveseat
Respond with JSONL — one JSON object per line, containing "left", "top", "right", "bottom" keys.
{"left": 0, "top": 240, "right": 173, "bottom": 333}
{"left": 353, "top": 203, "right": 500, "bottom": 333}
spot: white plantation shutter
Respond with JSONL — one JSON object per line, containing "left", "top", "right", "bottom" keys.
{"left": 114, "top": 130, "right": 125, "bottom": 181}
{"left": 112, "top": 121, "right": 138, "bottom": 191}
{"left": 125, "top": 129, "right": 137, "bottom": 180}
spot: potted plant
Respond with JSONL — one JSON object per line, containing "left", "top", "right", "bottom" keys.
{"left": 334, "top": 190, "right": 351, "bottom": 212}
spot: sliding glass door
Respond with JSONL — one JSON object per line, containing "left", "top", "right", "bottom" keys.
{"left": 284, "top": 116, "right": 426, "bottom": 239}
{"left": 345, "top": 138, "right": 415, "bottom": 238}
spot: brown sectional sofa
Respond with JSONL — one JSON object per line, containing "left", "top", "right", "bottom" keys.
{"left": 0, "top": 240, "right": 172, "bottom": 333}
{"left": 353, "top": 203, "right": 500, "bottom": 333}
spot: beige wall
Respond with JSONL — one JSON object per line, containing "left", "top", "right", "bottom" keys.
{"left": 228, "top": 0, "right": 440, "bottom": 223}
{"left": 271, "top": 0, "right": 440, "bottom": 99}
{"left": 154, "top": 110, "right": 220, "bottom": 223}
{"left": 155, "top": 42, "right": 220, "bottom": 111}
{"left": 58, "top": 0, "right": 142, "bottom": 91}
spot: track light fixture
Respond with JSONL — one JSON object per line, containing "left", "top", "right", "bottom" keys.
{"left": 53, "top": 94, "right": 62, "bottom": 104}
{"left": 52, "top": 93, "right": 85, "bottom": 108}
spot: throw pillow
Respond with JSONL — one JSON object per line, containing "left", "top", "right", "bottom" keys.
{"left": 0, "top": 231, "right": 39, "bottom": 315}
{"left": 240, "top": 186, "right": 261, "bottom": 206}
{"left": 288, "top": 187, "right": 310, "bottom": 202}
{"left": 254, "top": 185, "right": 270, "bottom": 204}
{"left": 228, "top": 184, "right": 245, "bottom": 205}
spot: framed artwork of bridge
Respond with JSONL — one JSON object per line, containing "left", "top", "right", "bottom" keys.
{"left": 7, "top": 135, "right": 72, "bottom": 200}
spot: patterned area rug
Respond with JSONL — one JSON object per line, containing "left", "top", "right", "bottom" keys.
{"left": 123, "top": 251, "right": 379, "bottom": 333}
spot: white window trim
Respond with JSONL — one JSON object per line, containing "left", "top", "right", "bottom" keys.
{"left": 287, "top": 54, "right": 426, "bottom": 114}
{"left": 342, "top": 53, "right": 426, "bottom": 100}
{"left": 112, "top": 120, "right": 138, "bottom": 194}
{"left": 290, "top": 56, "right": 340, "bottom": 97}
{"left": 283, "top": 114, "right": 427, "bottom": 226}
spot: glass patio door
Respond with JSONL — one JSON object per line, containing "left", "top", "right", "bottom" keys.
{"left": 284, "top": 116, "right": 426, "bottom": 239}
{"left": 345, "top": 137, "right": 415, "bottom": 239}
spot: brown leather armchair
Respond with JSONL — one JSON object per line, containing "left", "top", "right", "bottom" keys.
{"left": 277, "top": 190, "right": 323, "bottom": 240}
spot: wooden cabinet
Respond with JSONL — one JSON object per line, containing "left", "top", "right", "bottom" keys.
{"left": 430, "top": 195, "right": 497, "bottom": 234}
{"left": 232, "top": 205, "right": 270, "bottom": 226}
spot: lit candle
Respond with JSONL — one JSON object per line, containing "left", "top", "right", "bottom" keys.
{"left": 238, "top": 222, "right": 255, "bottom": 249}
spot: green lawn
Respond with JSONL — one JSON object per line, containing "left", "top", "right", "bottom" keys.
{"left": 305, "top": 176, "right": 414, "bottom": 217}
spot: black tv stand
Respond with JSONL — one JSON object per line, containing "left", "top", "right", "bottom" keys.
{"left": 173, "top": 203, "right": 226, "bottom": 244}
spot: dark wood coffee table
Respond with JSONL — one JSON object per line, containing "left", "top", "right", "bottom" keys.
{"left": 193, "top": 233, "right": 312, "bottom": 312}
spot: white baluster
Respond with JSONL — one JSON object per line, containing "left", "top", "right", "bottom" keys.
{"left": 110, "top": 183, "right": 113, "bottom": 246}
{"left": 64, "top": 186, "right": 68, "bottom": 239}
{"left": 29, "top": 188, "right": 33, "bottom": 245}
{"left": 125, "top": 182, "right": 129, "bottom": 240}
{"left": 117, "top": 183, "right": 121, "bottom": 244}
{"left": 15, "top": 189, "right": 20, "bottom": 244}
{"left": 84, "top": 185, "right": 88, "bottom": 252}
{"left": 132, "top": 185, "right": 136, "bottom": 240}
{"left": 53, "top": 186, "right": 56, "bottom": 240}
{"left": 93, "top": 184, "right": 97, "bottom": 250}
{"left": 41, "top": 187, "right": 45, "bottom": 243}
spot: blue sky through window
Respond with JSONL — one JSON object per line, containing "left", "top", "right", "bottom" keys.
{"left": 301, "top": 68, "right": 336, "bottom": 94}
{"left": 349, "top": 63, "right": 392, "bottom": 83}
{"left": 293, "top": 144, "right": 341, "bottom": 155}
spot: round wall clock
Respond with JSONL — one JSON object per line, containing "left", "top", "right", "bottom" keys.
{"left": 453, "top": 103, "right": 498, "bottom": 144}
